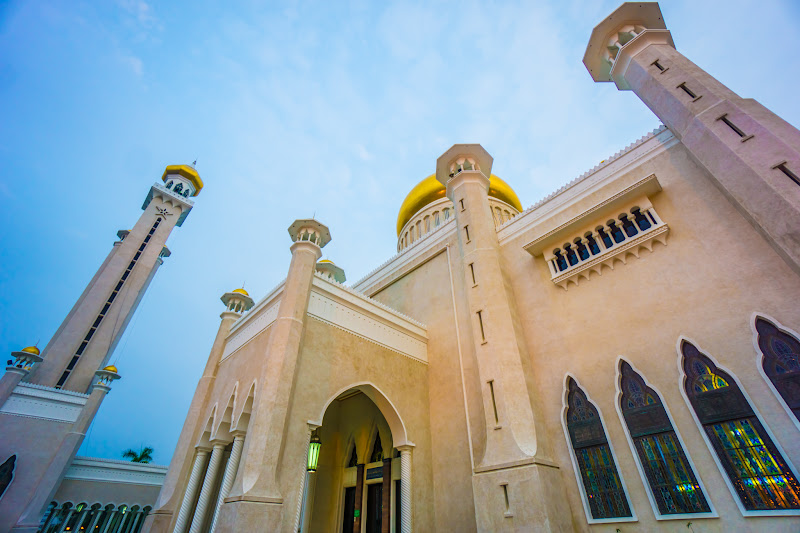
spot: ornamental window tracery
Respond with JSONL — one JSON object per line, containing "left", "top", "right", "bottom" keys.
{"left": 565, "top": 377, "right": 632, "bottom": 520}
{"left": 755, "top": 317, "right": 800, "bottom": 422}
{"left": 681, "top": 341, "right": 800, "bottom": 511}
{"left": 618, "top": 361, "right": 711, "bottom": 516}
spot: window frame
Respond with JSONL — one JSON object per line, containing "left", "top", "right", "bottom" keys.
{"left": 751, "top": 313, "right": 800, "bottom": 432}
{"left": 676, "top": 337, "right": 800, "bottom": 517}
{"left": 614, "top": 358, "right": 717, "bottom": 520}
{"left": 560, "top": 374, "right": 638, "bottom": 524}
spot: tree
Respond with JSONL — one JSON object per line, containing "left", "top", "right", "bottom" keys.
{"left": 122, "top": 446, "right": 154, "bottom": 463}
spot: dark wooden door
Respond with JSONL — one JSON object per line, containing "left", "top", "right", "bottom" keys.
{"left": 365, "top": 483, "right": 383, "bottom": 533}
{"left": 342, "top": 487, "right": 356, "bottom": 533}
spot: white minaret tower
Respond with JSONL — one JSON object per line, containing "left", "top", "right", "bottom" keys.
{"left": 584, "top": 2, "right": 800, "bottom": 274}
{"left": 29, "top": 164, "right": 203, "bottom": 392}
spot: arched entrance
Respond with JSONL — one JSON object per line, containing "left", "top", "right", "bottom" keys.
{"left": 300, "top": 384, "right": 413, "bottom": 533}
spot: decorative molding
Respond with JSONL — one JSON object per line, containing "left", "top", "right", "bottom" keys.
{"left": 229, "top": 281, "right": 285, "bottom": 334}
{"left": 0, "top": 382, "right": 88, "bottom": 423}
{"left": 309, "top": 275, "right": 428, "bottom": 363}
{"left": 551, "top": 224, "right": 669, "bottom": 290}
{"left": 523, "top": 175, "right": 662, "bottom": 255}
{"left": 64, "top": 456, "right": 168, "bottom": 487}
{"left": 497, "top": 126, "right": 676, "bottom": 243}
{"left": 222, "top": 298, "right": 281, "bottom": 360}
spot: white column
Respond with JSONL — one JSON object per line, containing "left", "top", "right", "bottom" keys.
{"left": 87, "top": 508, "right": 105, "bottom": 533}
{"left": 56, "top": 508, "right": 75, "bottom": 533}
{"left": 173, "top": 448, "right": 210, "bottom": 533}
{"left": 188, "top": 443, "right": 226, "bottom": 533}
{"left": 39, "top": 505, "right": 60, "bottom": 533}
{"left": 100, "top": 510, "right": 118, "bottom": 533}
{"left": 301, "top": 472, "right": 317, "bottom": 533}
{"left": 209, "top": 434, "right": 246, "bottom": 533}
{"left": 398, "top": 445, "right": 413, "bottom": 533}
{"left": 293, "top": 425, "right": 314, "bottom": 533}
{"left": 127, "top": 510, "right": 143, "bottom": 533}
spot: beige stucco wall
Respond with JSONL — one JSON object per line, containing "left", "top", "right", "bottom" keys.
{"left": 499, "top": 141, "right": 800, "bottom": 531}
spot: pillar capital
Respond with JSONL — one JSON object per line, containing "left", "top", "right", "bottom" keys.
{"left": 221, "top": 288, "right": 255, "bottom": 315}
{"left": 583, "top": 2, "right": 674, "bottom": 89}
{"left": 396, "top": 444, "right": 415, "bottom": 454}
{"left": 290, "top": 240, "right": 323, "bottom": 260}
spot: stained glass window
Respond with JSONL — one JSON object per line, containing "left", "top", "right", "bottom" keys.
{"left": 682, "top": 341, "right": 800, "bottom": 510}
{"left": 565, "top": 377, "right": 632, "bottom": 519}
{"left": 370, "top": 432, "right": 383, "bottom": 463}
{"left": 619, "top": 361, "right": 710, "bottom": 515}
{"left": 756, "top": 317, "right": 800, "bottom": 422}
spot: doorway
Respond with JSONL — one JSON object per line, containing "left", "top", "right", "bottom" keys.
{"left": 365, "top": 483, "right": 382, "bottom": 533}
{"left": 341, "top": 487, "right": 356, "bottom": 533}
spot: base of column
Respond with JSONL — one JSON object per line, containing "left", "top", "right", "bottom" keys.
{"left": 472, "top": 462, "right": 576, "bottom": 532}
{"left": 215, "top": 499, "right": 284, "bottom": 533}
{"left": 140, "top": 510, "right": 173, "bottom": 533}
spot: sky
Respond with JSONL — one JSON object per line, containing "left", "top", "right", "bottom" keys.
{"left": 1, "top": 0, "right": 799, "bottom": 465}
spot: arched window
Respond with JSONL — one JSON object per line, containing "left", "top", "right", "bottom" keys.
{"left": 565, "top": 377, "right": 632, "bottom": 519}
{"left": 755, "top": 317, "right": 800, "bottom": 422}
{"left": 165, "top": 180, "right": 173, "bottom": 189}
{"left": 347, "top": 445, "right": 358, "bottom": 468}
{"left": 370, "top": 432, "right": 383, "bottom": 463}
{"left": 173, "top": 183, "right": 183, "bottom": 194}
{"left": 681, "top": 341, "right": 800, "bottom": 510}
{"left": 618, "top": 361, "right": 710, "bottom": 515}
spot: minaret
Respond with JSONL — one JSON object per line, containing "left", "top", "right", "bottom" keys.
{"left": 437, "top": 145, "right": 572, "bottom": 531}
{"left": 29, "top": 165, "right": 203, "bottom": 392}
{"left": 584, "top": 2, "right": 800, "bottom": 274}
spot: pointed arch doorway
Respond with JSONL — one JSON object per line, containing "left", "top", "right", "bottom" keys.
{"left": 301, "top": 384, "right": 413, "bottom": 533}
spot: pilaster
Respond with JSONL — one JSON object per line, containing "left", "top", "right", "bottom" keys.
{"left": 220, "top": 219, "right": 329, "bottom": 529}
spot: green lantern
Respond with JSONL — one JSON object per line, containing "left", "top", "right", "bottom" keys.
{"left": 307, "top": 433, "right": 322, "bottom": 472}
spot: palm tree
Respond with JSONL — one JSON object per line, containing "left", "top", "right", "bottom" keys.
{"left": 122, "top": 446, "right": 154, "bottom": 463}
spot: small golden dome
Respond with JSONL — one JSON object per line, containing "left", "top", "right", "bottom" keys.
{"left": 162, "top": 165, "right": 203, "bottom": 196}
{"left": 318, "top": 259, "right": 334, "bottom": 264}
{"left": 103, "top": 365, "right": 118, "bottom": 373}
{"left": 21, "top": 346, "right": 40, "bottom": 355}
{"left": 232, "top": 288, "right": 249, "bottom": 296}
{"left": 396, "top": 174, "right": 522, "bottom": 236}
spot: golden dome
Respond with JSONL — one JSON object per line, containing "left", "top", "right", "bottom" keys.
{"left": 161, "top": 165, "right": 203, "bottom": 196}
{"left": 396, "top": 174, "right": 522, "bottom": 235}
{"left": 21, "top": 346, "right": 40, "bottom": 355}
{"left": 318, "top": 259, "right": 334, "bottom": 264}
{"left": 232, "top": 288, "right": 249, "bottom": 296}
{"left": 102, "top": 365, "right": 118, "bottom": 373}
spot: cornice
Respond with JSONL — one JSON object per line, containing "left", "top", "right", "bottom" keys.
{"left": 497, "top": 126, "right": 676, "bottom": 244}
{"left": 64, "top": 456, "right": 168, "bottom": 487}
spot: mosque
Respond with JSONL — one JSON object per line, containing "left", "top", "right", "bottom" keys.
{"left": 2, "top": 2, "right": 800, "bottom": 532}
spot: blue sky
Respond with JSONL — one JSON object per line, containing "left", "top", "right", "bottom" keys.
{"left": 1, "top": 0, "right": 799, "bottom": 464}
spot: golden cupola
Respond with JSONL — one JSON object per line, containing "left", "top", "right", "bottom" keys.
{"left": 396, "top": 173, "right": 522, "bottom": 251}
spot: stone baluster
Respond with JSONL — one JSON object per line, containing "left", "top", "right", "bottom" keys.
{"left": 188, "top": 443, "right": 226, "bottom": 533}
{"left": 172, "top": 448, "right": 210, "bottom": 533}
{"left": 86, "top": 507, "right": 105, "bottom": 532}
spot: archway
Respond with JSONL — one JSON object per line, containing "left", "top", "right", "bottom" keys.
{"left": 301, "top": 384, "right": 412, "bottom": 533}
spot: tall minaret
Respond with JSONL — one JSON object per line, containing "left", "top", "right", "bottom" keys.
{"left": 29, "top": 165, "right": 203, "bottom": 392}
{"left": 584, "top": 2, "right": 800, "bottom": 274}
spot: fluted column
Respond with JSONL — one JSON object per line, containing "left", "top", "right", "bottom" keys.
{"left": 172, "top": 448, "right": 210, "bottom": 533}
{"left": 398, "top": 445, "right": 413, "bottom": 533}
{"left": 209, "top": 434, "right": 245, "bottom": 533}
{"left": 293, "top": 426, "right": 314, "bottom": 532}
{"left": 188, "top": 443, "right": 226, "bottom": 533}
